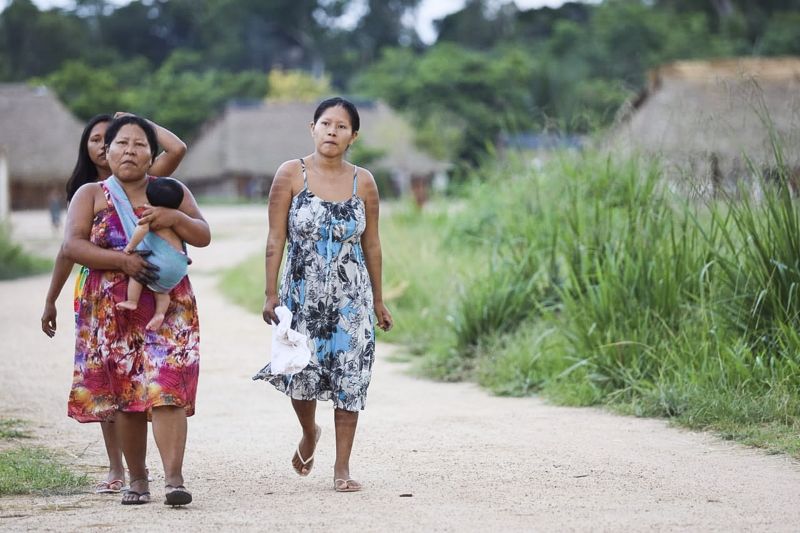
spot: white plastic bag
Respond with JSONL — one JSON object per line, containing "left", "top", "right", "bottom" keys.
{"left": 270, "top": 306, "right": 312, "bottom": 375}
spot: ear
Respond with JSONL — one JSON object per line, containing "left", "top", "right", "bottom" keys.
{"left": 309, "top": 121, "right": 315, "bottom": 135}
{"left": 349, "top": 131, "right": 359, "bottom": 146}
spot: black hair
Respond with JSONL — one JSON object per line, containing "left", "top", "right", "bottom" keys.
{"left": 65, "top": 114, "right": 112, "bottom": 202}
{"left": 104, "top": 115, "right": 159, "bottom": 162}
{"left": 313, "top": 97, "right": 360, "bottom": 132}
{"left": 146, "top": 177, "right": 184, "bottom": 209}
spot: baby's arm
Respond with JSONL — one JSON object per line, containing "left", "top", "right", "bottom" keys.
{"left": 124, "top": 223, "right": 150, "bottom": 254}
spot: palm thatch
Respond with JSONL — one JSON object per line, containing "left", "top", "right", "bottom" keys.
{"left": 607, "top": 57, "right": 800, "bottom": 195}
{"left": 177, "top": 100, "right": 448, "bottom": 197}
{"left": 0, "top": 83, "right": 84, "bottom": 208}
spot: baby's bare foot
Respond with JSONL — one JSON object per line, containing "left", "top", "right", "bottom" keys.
{"left": 116, "top": 301, "right": 138, "bottom": 311}
{"left": 146, "top": 314, "right": 165, "bottom": 330}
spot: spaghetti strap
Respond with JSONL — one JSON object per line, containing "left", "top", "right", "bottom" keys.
{"left": 299, "top": 158, "right": 308, "bottom": 187}
{"left": 352, "top": 165, "right": 359, "bottom": 196}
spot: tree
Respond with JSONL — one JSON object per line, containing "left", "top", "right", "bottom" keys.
{"left": 0, "top": 0, "right": 88, "bottom": 80}
{"left": 266, "top": 68, "right": 331, "bottom": 102}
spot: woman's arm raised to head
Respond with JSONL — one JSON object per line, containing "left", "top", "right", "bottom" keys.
{"left": 146, "top": 119, "right": 187, "bottom": 177}
{"left": 262, "top": 161, "right": 295, "bottom": 324}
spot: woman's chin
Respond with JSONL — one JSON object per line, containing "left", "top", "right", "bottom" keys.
{"left": 113, "top": 169, "right": 147, "bottom": 181}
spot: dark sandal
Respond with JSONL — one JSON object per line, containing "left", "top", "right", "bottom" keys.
{"left": 164, "top": 485, "right": 192, "bottom": 506}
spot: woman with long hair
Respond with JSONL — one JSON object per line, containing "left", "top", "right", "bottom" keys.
{"left": 40, "top": 112, "right": 186, "bottom": 494}
{"left": 62, "top": 114, "right": 209, "bottom": 505}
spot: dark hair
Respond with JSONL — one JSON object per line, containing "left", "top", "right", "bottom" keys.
{"left": 65, "top": 114, "right": 112, "bottom": 201}
{"left": 313, "top": 97, "right": 360, "bottom": 132}
{"left": 104, "top": 115, "right": 159, "bottom": 162}
{"left": 146, "top": 177, "right": 184, "bottom": 209}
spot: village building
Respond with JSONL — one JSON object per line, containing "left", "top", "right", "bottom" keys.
{"left": 0, "top": 83, "right": 84, "bottom": 209}
{"left": 176, "top": 99, "right": 449, "bottom": 202}
{"left": 607, "top": 57, "right": 800, "bottom": 197}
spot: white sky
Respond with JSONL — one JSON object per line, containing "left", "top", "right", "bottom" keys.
{"left": 22, "top": 0, "right": 582, "bottom": 44}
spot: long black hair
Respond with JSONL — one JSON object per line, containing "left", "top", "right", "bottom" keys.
{"left": 65, "top": 114, "right": 112, "bottom": 202}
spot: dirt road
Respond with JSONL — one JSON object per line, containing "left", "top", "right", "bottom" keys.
{"left": 1, "top": 206, "right": 799, "bottom": 532}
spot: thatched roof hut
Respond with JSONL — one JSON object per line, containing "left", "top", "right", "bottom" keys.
{"left": 607, "top": 57, "right": 800, "bottom": 196}
{"left": 177, "top": 100, "right": 449, "bottom": 198}
{"left": 0, "top": 84, "right": 84, "bottom": 208}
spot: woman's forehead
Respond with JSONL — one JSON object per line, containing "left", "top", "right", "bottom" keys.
{"left": 114, "top": 124, "right": 148, "bottom": 140}
{"left": 90, "top": 122, "right": 109, "bottom": 136}
{"left": 317, "top": 106, "right": 351, "bottom": 124}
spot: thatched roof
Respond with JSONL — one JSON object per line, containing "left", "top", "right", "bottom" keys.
{"left": 177, "top": 100, "right": 448, "bottom": 183}
{"left": 0, "top": 84, "right": 84, "bottom": 183}
{"left": 607, "top": 57, "right": 800, "bottom": 182}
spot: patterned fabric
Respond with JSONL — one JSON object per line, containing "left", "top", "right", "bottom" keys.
{"left": 105, "top": 176, "right": 189, "bottom": 293}
{"left": 67, "top": 180, "right": 200, "bottom": 423}
{"left": 253, "top": 159, "right": 375, "bottom": 411}
{"left": 73, "top": 265, "right": 89, "bottom": 318}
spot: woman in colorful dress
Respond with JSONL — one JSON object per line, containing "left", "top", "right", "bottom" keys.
{"left": 40, "top": 113, "right": 186, "bottom": 494}
{"left": 62, "top": 115, "right": 209, "bottom": 506}
{"left": 254, "top": 97, "right": 393, "bottom": 493}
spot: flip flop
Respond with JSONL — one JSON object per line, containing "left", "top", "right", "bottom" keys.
{"left": 164, "top": 485, "right": 192, "bottom": 506}
{"left": 95, "top": 479, "right": 124, "bottom": 494}
{"left": 120, "top": 490, "right": 151, "bottom": 505}
{"left": 293, "top": 425, "right": 322, "bottom": 477}
{"left": 334, "top": 478, "right": 362, "bottom": 493}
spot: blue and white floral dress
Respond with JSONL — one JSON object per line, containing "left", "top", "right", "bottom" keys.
{"left": 254, "top": 158, "right": 375, "bottom": 411}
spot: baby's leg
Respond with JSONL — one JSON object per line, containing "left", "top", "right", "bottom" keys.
{"left": 146, "top": 292, "right": 171, "bottom": 331}
{"left": 116, "top": 278, "right": 143, "bottom": 311}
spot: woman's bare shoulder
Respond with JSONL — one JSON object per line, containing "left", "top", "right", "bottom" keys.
{"left": 354, "top": 166, "right": 377, "bottom": 194}
{"left": 275, "top": 159, "right": 303, "bottom": 178}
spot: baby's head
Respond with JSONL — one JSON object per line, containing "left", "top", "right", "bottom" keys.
{"left": 146, "top": 178, "right": 184, "bottom": 209}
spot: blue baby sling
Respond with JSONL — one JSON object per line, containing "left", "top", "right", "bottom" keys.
{"left": 105, "top": 176, "right": 189, "bottom": 293}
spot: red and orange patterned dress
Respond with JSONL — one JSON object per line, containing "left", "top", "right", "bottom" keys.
{"left": 67, "top": 181, "right": 200, "bottom": 423}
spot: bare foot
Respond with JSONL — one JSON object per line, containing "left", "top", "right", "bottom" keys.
{"left": 116, "top": 301, "right": 138, "bottom": 311}
{"left": 146, "top": 313, "right": 165, "bottom": 330}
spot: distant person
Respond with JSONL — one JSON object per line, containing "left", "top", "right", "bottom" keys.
{"left": 115, "top": 177, "right": 190, "bottom": 331}
{"left": 39, "top": 113, "right": 186, "bottom": 495}
{"left": 254, "top": 97, "right": 393, "bottom": 493}
{"left": 47, "top": 187, "right": 63, "bottom": 233}
{"left": 62, "top": 114, "right": 209, "bottom": 506}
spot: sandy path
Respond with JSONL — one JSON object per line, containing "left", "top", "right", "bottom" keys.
{"left": 1, "top": 206, "right": 799, "bottom": 532}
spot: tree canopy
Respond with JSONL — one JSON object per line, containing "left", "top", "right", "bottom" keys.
{"left": 1, "top": 0, "right": 797, "bottom": 163}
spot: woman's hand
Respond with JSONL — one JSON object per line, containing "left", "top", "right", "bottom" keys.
{"left": 120, "top": 250, "right": 159, "bottom": 286}
{"left": 374, "top": 301, "right": 393, "bottom": 332}
{"left": 41, "top": 301, "right": 57, "bottom": 337}
{"left": 262, "top": 295, "right": 280, "bottom": 325}
{"left": 138, "top": 205, "right": 180, "bottom": 231}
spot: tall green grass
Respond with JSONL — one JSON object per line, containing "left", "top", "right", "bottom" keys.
{"left": 0, "top": 225, "right": 51, "bottom": 280}
{"left": 421, "top": 150, "right": 800, "bottom": 455}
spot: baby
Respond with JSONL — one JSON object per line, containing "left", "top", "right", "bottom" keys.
{"left": 115, "top": 177, "right": 190, "bottom": 330}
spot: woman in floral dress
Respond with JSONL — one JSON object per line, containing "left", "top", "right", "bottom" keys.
{"left": 40, "top": 112, "right": 186, "bottom": 494}
{"left": 254, "top": 97, "right": 393, "bottom": 492}
{"left": 63, "top": 115, "right": 210, "bottom": 505}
